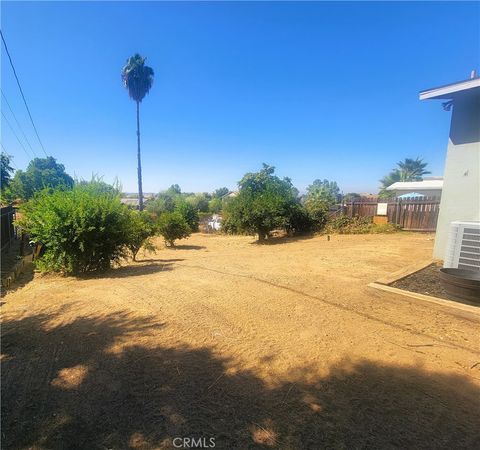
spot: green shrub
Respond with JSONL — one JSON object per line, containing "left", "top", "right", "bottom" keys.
{"left": 186, "top": 193, "right": 210, "bottom": 213}
{"left": 285, "top": 204, "right": 315, "bottom": 234}
{"left": 223, "top": 164, "right": 300, "bottom": 241}
{"left": 174, "top": 198, "right": 199, "bottom": 232}
{"left": 157, "top": 212, "right": 191, "bottom": 247}
{"left": 220, "top": 214, "right": 240, "bottom": 235}
{"left": 125, "top": 210, "right": 157, "bottom": 260}
{"left": 208, "top": 197, "right": 223, "bottom": 214}
{"left": 17, "top": 184, "right": 131, "bottom": 273}
{"left": 324, "top": 215, "right": 399, "bottom": 234}
{"left": 304, "top": 197, "right": 328, "bottom": 231}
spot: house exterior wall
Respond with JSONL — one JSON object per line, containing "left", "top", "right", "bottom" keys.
{"left": 433, "top": 96, "right": 480, "bottom": 260}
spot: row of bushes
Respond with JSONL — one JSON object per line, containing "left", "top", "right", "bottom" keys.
{"left": 324, "top": 216, "right": 400, "bottom": 234}
{"left": 18, "top": 183, "right": 196, "bottom": 274}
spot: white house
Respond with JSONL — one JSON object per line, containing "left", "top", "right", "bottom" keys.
{"left": 420, "top": 73, "right": 480, "bottom": 260}
{"left": 386, "top": 177, "right": 443, "bottom": 198}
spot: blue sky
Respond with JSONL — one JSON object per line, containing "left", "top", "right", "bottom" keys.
{"left": 1, "top": 1, "right": 479, "bottom": 194}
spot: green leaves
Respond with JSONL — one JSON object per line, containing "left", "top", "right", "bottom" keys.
{"left": 125, "top": 210, "right": 157, "bottom": 260}
{"left": 157, "top": 212, "right": 191, "bottom": 247}
{"left": 8, "top": 156, "right": 74, "bottom": 201}
{"left": 379, "top": 157, "right": 431, "bottom": 198}
{"left": 223, "top": 164, "right": 302, "bottom": 240}
{"left": 17, "top": 184, "right": 131, "bottom": 273}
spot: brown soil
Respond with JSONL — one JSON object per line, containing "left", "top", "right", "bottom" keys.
{"left": 2, "top": 232, "right": 480, "bottom": 449}
{"left": 392, "top": 263, "right": 460, "bottom": 302}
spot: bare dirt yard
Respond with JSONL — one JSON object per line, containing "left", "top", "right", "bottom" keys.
{"left": 2, "top": 232, "right": 479, "bottom": 449}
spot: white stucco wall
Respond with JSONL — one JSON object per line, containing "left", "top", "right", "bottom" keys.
{"left": 433, "top": 97, "right": 480, "bottom": 260}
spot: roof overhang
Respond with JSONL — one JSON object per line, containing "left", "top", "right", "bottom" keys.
{"left": 419, "top": 77, "right": 480, "bottom": 100}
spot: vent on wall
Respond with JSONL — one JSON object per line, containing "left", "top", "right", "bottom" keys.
{"left": 444, "top": 221, "right": 480, "bottom": 271}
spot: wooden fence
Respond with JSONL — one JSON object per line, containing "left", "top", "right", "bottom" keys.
{"left": 343, "top": 197, "right": 441, "bottom": 231}
{"left": 1, "top": 205, "right": 17, "bottom": 252}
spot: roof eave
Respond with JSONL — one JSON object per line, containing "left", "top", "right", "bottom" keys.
{"left": 419, "top": 77, "right": 480, "bottom": 100}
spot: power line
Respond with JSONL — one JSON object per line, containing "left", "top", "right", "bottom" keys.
{"left": 1, "top": 29, "right": 48, "bottom": 157}
{"left": 1, "top": 110, "right": 34, "bottom": 159}
{"left": 1, "top": 88, "right": 37, "bottom": 156}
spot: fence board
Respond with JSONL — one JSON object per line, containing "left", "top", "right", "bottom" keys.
{"left": 1, "top": 205, "right": 16, "bottom": 252}
{"left": 345, "top": 196, "right": 440, "bottom": 231}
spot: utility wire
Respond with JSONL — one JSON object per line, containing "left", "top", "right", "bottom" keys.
{"left": 1, "top": 29, "right": 48, "bottom": 157}
{"left": 1, "top": 89, "right": 37, "bottom": 156}
{"left": 2, "top": 110, "right": 34, "bottom": 159}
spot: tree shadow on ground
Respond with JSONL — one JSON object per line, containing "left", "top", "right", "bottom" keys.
{"left": 137, "top": 258, "right": 185, "bottom": 264}
{"left": 169, "top": 245, "right": 206, "bottom": 250}
{"left": 251, "top": 233, "right": 318, "bottom": 246}
{"left": 2, "top": 311, "right": 479, "bottom": 449}
{"left": 82, "top": 262, "right": 176, "bottom": 280}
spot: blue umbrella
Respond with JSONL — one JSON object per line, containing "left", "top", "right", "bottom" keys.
{"left": 397, "top": 192, "right": 425, "bottom": 199}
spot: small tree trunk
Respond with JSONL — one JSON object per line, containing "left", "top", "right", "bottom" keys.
{"left": 257, "top": 228, "right": 266, "bottom": 242}
{"left": 136, "top": 101, "right": 144, "bottom": 211}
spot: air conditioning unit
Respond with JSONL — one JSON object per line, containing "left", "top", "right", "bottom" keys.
{"left": 444, "top": 221, "right": 480, "bottom": 271}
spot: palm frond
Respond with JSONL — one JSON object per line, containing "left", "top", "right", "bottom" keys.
{"left": 121, "top": 53, "right": 154, "bottom": 102}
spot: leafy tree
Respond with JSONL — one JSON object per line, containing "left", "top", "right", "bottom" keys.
{"left": 1, "top": 152, "right": 15, "bottom": 203}
{"left": 305, "top": 179, "right": 340, "bottom": 207}
{"left": 174, "top": 198, "right": 199, "bottom": 231}
{"left": 122, "top": 53, "right": 154, "bottom": 211}
{"left": 208, "top": 197, "right": 223, "bottom": 214}
{"left": 9, "top": 157, "right": 74, "bottom": 200}
{"left": 378, "top": 158, "right": 430, "bottom": 199}
{"left": 125, "top": 210, "right": 156, "bottom": 260}
{"left": 147, "top": 190, "right": 178, "bottom": 217}
{"left": 223, "top": 164, "right": 300, "bottom": 241}
{"left": 1, "top": 152, "right": 14, "bottom": 188}
{"left": 166, "top": 184, "right": 182, "bottom": 196}
{"left": 186, "top": 193, "right": 210, "bottom": 213}
{"left": 17, "top": 184, "right": 131, "bottom": 273}
{"left": 157, "top": 212, "right": 191, "bottom": 247}
{"left": 212, "top": 187, "right": 229, "bottom": 199}
{"left": 343, "top": 192, "right": 361, "bottom": 202}
{"left": 303, "top": 197, "right": 329, "bottom": 231}
{"left": 285, "top": 203, "right": 315, "bottom": 235}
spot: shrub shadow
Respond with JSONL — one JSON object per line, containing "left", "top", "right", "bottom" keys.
{"left": 103, "top": 263, "right": 175, "bottom": 279}
{"left": 251, "top": 233, "right": 317, "bottom": 246}
{"left": 2, "top": 311, "right": 479, "bottom": 449}
{"left": 138, "top": 258, "right": 185, "bottom": 264}
{"left": 169, "top": 245, "right": 206, "bottom": 250}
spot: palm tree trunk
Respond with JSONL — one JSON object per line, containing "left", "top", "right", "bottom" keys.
{"left": 136, "top": 101, "right": 144, "bottom": 211}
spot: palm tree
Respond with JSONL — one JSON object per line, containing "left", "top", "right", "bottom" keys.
{"left": 378, "top": 170, "right": 401, "bottom": 199}
{"left": 378, "top": 158, "right": 431, "bottom": 199}
{"left": 396, "top": 157, "right": 430, "bottom": 181}
{"left": 122, "top": 54, "right": 154, "bottom": 210}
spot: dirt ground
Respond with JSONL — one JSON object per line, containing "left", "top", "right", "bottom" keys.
{"left": 392, "top": 262, "right": 459, "bottom": 302}
{"left": 2, "top": 232, "right": 480, "bottom": 449}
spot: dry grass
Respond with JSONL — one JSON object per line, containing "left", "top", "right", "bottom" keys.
{"left": 2, "top": 232, "right": 479, "bottom": 449}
